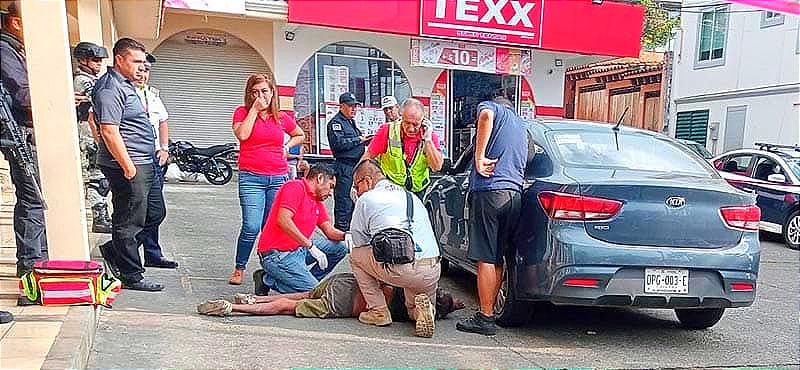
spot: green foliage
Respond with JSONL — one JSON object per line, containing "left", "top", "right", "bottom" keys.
{"left": 641, "top": 0, "right": 681, "bottom": 50}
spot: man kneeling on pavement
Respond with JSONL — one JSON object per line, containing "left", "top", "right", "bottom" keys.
{"left": 349, "top": 159, "right": 442, "bottom": 338}
{"left": 252, "top": 164, "right": 349, "bottom": 294}
{"left": 197, "top": 272, "right": 465, "bottom": 322}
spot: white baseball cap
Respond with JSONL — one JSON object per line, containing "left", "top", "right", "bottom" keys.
{"left": 381, "top": 96, "right": 398, "bottom": 109}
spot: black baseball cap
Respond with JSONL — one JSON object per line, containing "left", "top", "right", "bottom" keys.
{"left": 0, "top": 2, "right": 20, "bottom": 17}
{"left": 339, "top": 92, "right": 361, "bottom": 106}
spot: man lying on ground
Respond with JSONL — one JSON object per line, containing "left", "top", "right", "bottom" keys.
{"left": 197, "top": 273, "right": 464, "bottom": 321}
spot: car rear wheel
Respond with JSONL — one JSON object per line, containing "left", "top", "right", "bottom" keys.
{"left": 494, "top": 259, "right": 533, "bottom": 327}
{"left": 675, "top": 308, "right": 725, "bottom": 329}
{"left": 783, "top": 210, "right": 800, "bottom": 250}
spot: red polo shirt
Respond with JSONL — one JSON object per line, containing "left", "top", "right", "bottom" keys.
{"left": 233, "top": 107, "right": 297, "bottom": 176}
{"left": 257, "top": 179, "right": 329, "bottom": 253}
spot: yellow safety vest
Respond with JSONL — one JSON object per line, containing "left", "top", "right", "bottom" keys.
{"left": 378, "top": 122, "right": 430, "bottom": 193}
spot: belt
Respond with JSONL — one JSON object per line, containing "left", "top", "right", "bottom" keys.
{"left": 415, "top": 256, "right": 440, "bottom": 266}
{"left": 258, "top": 250, "right": 292, "bottom": 261}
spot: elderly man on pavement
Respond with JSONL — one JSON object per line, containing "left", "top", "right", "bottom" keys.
{"left": 348, "top": 159, "right": 441, "bottom": 338}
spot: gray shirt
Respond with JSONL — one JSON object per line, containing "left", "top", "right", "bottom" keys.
{"left": 350, "top": 179, "right": 440, "bottom": 259}
{"left": 92, "top": 67, "right": 155, "bottom": 168}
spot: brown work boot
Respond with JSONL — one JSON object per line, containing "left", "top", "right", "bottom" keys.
{"left": 414, "top": 293, "right": 435, "bottom": 338}
{"left": 197, "top": 300, "right": 232, "bottom": 316}
{"left": 358, "top": 306, "right": 392, "bottom": 326}
{"left": 228, "top": 269, "right": 244, "bottom": 285}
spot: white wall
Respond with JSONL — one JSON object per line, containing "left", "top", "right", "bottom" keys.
{"left": 672, "top": 1, "right": 799, "bottom": 97}
{"left": 670, "top": 1, "right": 800, "bottom": 152}
{"left": 677, "top": 92, "right": 799, "bottom": 155}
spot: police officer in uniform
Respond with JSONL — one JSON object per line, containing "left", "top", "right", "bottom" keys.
{"left": 133, "top": 54, "right": 178, "bottom": 269}
{"left": 326, "top": 92, "right": 370, "bottom": 231}
{"left": 73, "top": 41, "right": 112, "bottom": 233}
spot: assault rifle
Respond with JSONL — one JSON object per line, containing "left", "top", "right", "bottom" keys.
{"left": 0, "top": 82, "right": 47, "bottom": 209}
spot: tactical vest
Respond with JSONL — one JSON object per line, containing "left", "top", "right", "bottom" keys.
{"left": 378, "top": 122, "right": 430, "bottom": 193}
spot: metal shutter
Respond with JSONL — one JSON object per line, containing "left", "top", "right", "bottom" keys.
{"left": 150, "top": 40, "right": 270, "bottom": 147}
{"left": 675, "top": 110, "right": 709, "bottom": 145}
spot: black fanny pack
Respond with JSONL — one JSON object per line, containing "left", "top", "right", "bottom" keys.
{"left": 370, "top": 191, "right": 415, "bottom": 265}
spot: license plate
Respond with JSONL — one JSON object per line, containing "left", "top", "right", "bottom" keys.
{"left": 644, "top": 268, "right": 689, "bottom": 294}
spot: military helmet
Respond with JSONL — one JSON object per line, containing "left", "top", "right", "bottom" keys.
{"left": 73, "top": 42, "right": 109, "bottom": 60}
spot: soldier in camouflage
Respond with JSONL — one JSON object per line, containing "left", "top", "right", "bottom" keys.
{"left": 72, "top": 41, "right": 112, "bottom": 233}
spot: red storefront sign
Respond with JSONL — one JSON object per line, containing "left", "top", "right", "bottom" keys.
{"left": 420, "top": 0, "right": 543, "bottom": 47}
{"left": 288, "top": 0, "right": 644, "bottom": 58}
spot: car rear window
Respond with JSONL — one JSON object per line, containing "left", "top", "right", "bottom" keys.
{"left": 548, "top": 130, "right": 715, "bottom": 176}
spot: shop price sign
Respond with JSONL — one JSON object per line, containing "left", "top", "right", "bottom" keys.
{"left": 439, "top": 47, "right": 478, "bottom": 67}
{"left": 411, "top": 38, "right": 531, "bottom": 76}
{"left": 420, "top": 0, "right": 543, "bottom": 48}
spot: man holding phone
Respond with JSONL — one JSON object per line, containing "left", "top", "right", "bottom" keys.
{"left": 361, "top": 97, "right": 443, "bottom": 197}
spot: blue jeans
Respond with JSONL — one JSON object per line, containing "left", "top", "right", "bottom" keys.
{"left": 235, "top": 171, "right": 288, "bottom": 270}
{"left": 260, "top": 238, "right": 348, "bottom": 293}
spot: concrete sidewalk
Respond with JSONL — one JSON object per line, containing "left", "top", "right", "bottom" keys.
{"left": 86, "top": 182, "right": 800, "bottom": 369}
{"left": 86, "top": 182, "right": 539, "bottom": 369}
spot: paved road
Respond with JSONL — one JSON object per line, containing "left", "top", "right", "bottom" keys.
{"left": 88, "top": 183, "right": 799, "bottom": 369}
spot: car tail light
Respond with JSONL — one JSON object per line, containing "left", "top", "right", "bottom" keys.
{"left": 719, "top": 205, "right": 761, "bottom": 231}
{"left": 730, "top": 282, "right": 754, "bottom": 292}
{"left": 538, "top": 191, "right": 623, "bottom": 221}
{"left": 563, "top": 278, "right": 601, "bottom": 288}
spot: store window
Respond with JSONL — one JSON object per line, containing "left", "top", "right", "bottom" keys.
{"left": 293, "top": 41, "right": 412, "bottom": 156}
{"left": 695, "top": 5, "right": 729, "bottom": 68}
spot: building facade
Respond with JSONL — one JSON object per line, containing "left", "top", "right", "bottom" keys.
{"left": 147, "top": 0, "right": 646, "bottom": 160}
{"left": 668, "top": 0, "right": 799, "bottom": 154}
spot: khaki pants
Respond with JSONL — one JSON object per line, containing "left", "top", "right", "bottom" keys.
{"left": 350, "top": 246, "right": 440, "bottom": 320}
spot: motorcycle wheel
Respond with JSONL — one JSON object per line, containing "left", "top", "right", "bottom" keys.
{"left": 204, "top": 158, "right": 233, "bottom": 185}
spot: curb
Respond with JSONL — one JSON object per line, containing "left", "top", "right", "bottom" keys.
{"left": 41, "top": 305, "right": 101, "bottom": 369}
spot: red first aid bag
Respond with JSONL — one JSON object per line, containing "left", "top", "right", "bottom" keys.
{"left": 19, "top": 260, "right": 121, "bottom": 307}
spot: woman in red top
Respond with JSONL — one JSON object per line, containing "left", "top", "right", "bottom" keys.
{"left": 229, "top": 73, "right": 305, "bottom": 285}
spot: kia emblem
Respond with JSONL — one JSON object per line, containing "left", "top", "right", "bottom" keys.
{"left": 665, "top": 196, "right": 686, "bottom": 209}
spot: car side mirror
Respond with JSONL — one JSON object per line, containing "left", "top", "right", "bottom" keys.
{"left": 440, "top": 158, "right": 453, "bottom": 174}
{"left": 767, "top": 174, "right": 786, "bottom": 183}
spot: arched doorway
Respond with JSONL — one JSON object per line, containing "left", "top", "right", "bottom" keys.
{"left": 292, "top": 41, "right": 412, "bottom": 156}
{"left": 150, "top": 29, "right": 271, "bottom": 146}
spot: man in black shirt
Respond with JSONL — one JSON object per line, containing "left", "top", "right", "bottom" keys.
{"left": 326, "top": 92, "right": 370, "bottom": 231}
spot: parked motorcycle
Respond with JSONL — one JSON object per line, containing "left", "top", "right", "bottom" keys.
{"left": 168, "top": 140, "right": 237, "bottom": 185}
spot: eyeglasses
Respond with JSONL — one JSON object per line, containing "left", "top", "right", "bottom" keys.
{"left": 251, "top": 88, "right": 272, "bottom": 96}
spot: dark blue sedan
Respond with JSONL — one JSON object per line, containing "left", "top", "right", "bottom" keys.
{"left": 424, "top": 119, "right": 761, "bottom": 329}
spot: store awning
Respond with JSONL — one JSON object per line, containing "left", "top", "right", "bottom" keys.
{"left": 727, "top": 0, "right": 799, "bottom": 15}
{"left": 287, "top": 0, "right": 645, "bottom": 58}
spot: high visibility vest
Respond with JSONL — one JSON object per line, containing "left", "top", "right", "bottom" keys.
{"left": 378, "top": 122, "right": 430, "bottom": 193}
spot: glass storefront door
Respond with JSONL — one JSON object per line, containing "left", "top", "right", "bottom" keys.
{"left": 293, "top": 42, "right": 411, "bottom": 156}
{"left": 450, "top": 70, "right": 519, "bottom": 161}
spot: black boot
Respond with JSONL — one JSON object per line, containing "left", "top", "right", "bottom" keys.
{"left": 253, "top": 269, "right": 270, "bottom": 296}
{"left": 456, "top": 311, "right": 497, "bottom": 336}
{"left": 92, "top": 204, "right": 112, "bottom": 233}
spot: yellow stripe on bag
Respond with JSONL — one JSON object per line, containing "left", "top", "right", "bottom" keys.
{"left": 20, "top": 272, "right": 39, "bottom": 301}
